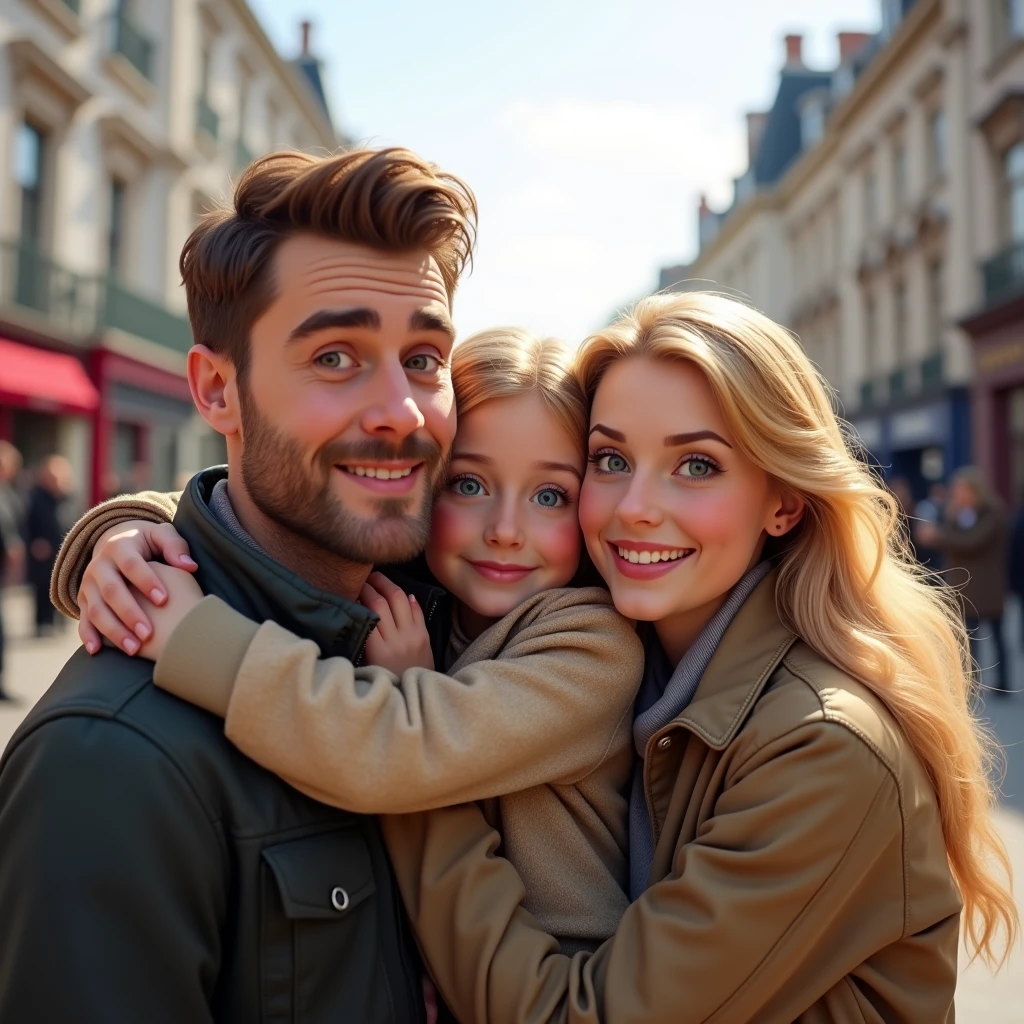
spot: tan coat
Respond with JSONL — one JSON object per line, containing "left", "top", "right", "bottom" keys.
{"left": 50, "top": 491, "right": 644, "bottom": 954}
{"left": 385, "top": 571, "right": 962, "bottom": 1023}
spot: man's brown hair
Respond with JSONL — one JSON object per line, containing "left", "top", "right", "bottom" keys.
{"left": 180, "top": 147, "right": 477, "bottom": 376}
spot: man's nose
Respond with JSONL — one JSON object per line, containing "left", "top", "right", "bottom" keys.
{"left": 361, "top": 364, "right": 426, "bottom": 439}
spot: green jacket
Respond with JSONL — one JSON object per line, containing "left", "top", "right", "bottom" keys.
{"left": 0, "top": 468, "right": 428, "bottom": 1023}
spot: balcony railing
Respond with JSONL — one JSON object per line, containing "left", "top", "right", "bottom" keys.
{"left": 196, "top": 97, "right": 220, "bottom": 140}
{"left": 235, "top": 137, "right": 254, "bottom": 171}
{"left": 0, "top": 239, "right": 191, "bottom": 353}
{"left": 982, "top": 241, "right": 1024, "bottom": 309}
{"left": 112, "top": 11, "right": 154, "bottom": 81}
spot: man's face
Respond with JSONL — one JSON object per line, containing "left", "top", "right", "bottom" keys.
{"left": 236, "top": 234, "right": 457, "bottom": 566}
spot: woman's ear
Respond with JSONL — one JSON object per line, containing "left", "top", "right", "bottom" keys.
{"left": 188, "top": 345, "right": 240, "bottom": 437}
{"left": 767, "top": 489, "right": 805, "bottom": 538}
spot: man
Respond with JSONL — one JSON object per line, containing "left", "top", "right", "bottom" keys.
{"left": 0, "top": 441, "right": 24, "bottom": 702}
{"left": 0, "top": 147, "right": 476, "bottom": 1021}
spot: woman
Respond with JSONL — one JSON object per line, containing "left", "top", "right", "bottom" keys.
{"left": 916, "top": 466, "right": 1011, "bottom": 695}
{"left": 381, "top": 294, "right": 1016, "bottom": 1022}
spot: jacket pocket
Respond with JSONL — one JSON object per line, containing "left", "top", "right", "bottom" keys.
{"left": 260, "top": 827, "right": 393, "bottom": 1023}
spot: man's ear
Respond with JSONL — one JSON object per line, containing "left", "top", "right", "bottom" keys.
{"left": 188, "top": 345, "right": 240, "bottom": 437}
{"left": 766, "top": 488, "right": 805, "bottom": 538}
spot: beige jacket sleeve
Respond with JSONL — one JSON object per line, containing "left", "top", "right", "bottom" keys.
{"left": 383, "top": 722, "right": 917, "bottom": 1024}
{"left": 50, "top": 490, "right": 181, "bottom": 618}
{"left": 154, "top": 587, "right": 643, "bottom": 813}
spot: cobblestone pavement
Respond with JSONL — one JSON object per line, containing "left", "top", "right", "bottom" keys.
{"left": 1, "top": 587, "right": 1021, "bottom": 1019}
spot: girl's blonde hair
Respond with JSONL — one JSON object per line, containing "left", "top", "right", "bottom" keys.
{"left": 451, "top": 328, "right": 587, "bottom": 449}
{"left": 576, "top": 291, "right": 1017, "bottom": 966}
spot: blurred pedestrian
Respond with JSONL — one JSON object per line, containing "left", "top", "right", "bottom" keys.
{"left": 914, "top": 481, "right": 947, "bottom": 573}
{"left": 0, "top": 441, "right": 25, "bottom": 702}
{"left": 25, "top": 455, "right": 72, "bottom": 637}
{"left": 916, "top": 466, "right": 1010, "bottom": 694}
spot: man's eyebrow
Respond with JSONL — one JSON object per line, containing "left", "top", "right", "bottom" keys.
{"left": 589, "top": 423, "right": 626, "bottom": 442}
{"left": 664, "top": 430, "right": 733, "bottom": 449}
{"left": 410, "top": 309, "right": 456, "bottom": 340}
{"left": 287, "top": 308, "right": 381, "bottom": 343}
{"left": 537, "top": 460, "right": 582, "bottom": 480}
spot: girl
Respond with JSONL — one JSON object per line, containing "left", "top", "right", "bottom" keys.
{"left": 52, "top": 328, "right": 643, "bottom": 958}
{"left": 377, "top": 293, "right": 1018, "bottom": 1022}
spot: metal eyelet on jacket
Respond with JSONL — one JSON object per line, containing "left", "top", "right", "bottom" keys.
{"left": 657, "top": 735, "right": 673, "bottom": 750}
{"left": 331, "top": 887, "right": 350, "bottom": 912}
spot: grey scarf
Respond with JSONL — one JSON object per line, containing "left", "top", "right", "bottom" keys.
{"left": 628, "top": 561, "right": 772, "bottom": 900}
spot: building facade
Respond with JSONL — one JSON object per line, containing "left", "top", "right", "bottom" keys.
{"left": 0, "top": 0, "right": 337, "bottom": 506}
{"left": 681, "top": 0, "right": 1016, "bottom": 502}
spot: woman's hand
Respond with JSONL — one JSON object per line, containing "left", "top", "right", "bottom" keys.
{"left": 78, "top": 520, "right": 197, "bottom": 656}
{"left": 134, "top": 564, "right": 204, "bottom": 663}
{"left": 359, "top": 572, "right": 434, "bottom": 675}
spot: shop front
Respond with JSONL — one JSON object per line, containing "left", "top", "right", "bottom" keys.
{"left": 849, "top": 387, "right": 971, "bottom": 499}
{"left": 961, "top": 292, "right": 1024, "bottom": 506}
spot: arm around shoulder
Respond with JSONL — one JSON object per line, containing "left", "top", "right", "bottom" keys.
{"left": 0, "top": 714, "right": 224, "bottom": 1023}
{"left": 51, "top": 489, "right": 182, "bottom": 618}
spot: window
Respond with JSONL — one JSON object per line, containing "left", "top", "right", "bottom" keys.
{"left": 108, "top": 178, "right": 127, "bottom": 277}
{"left": 864, "top": 167, "right": 877, "bottom": 233}
{"left": 14, "top": 122, "right": 46, "bottom": 246}
{"left": 1006, "top": 141, "right": 1024, "bottom": 243}
{"left": 801, "top": 101, "right": 825, "bottom": 150}
{"left": 892, "top": 138, "right": 907, "bottom": 211}
{"left": 929, "top": 108, "right": 948, "bottom": 181}
{"left": 864, "top": 294, "right": 877, "bottom": 374}
{"left": 997, "top": 0, "right": 1024, "bottom": 44}
{"left": 1014, "top": 0, "right": 1024, "bottom": 36}
{"left": 928, "top": 260, "right": 944, "bottom": 352}
{"left": 893, "top": 280, "right": 907, "bottom": 364}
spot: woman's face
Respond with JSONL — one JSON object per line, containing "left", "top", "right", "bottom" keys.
{"left": 579, "top": 357, "right": 802, "bottom": 647}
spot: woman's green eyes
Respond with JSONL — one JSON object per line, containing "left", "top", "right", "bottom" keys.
{"left": 591, "top": 453, "right": 629, "bottom": 473}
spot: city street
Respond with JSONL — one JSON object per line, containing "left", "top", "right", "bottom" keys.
{"left": 0, "top": 586, "right": 1022, "bottom": 1019}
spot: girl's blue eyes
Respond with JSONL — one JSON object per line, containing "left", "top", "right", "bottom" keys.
{"left": 447, "top": 478, "right": 570, "bottom": 507}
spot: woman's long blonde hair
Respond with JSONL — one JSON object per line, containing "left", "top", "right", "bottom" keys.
{"left": 576, "top": 292, "right": 1017, "bottom": 965}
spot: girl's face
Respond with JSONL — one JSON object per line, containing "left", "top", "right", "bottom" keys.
{"left": 426, "top": 391, "right": 583, "bottom": 628}
{"left": 579, "top": 357, "right": 802, "bottom": 658}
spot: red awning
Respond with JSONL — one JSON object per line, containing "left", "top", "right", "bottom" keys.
{"left": 0, "top": 337, "right": 99, "bottom": 415}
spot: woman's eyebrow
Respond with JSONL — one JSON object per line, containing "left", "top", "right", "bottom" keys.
{"left": 664, "top": 430, "right": 733, "bottom": 449}
{"left": 589, "top": 423, "right": 625, "bottom": 441}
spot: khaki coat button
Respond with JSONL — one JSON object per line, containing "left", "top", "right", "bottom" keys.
{"left": 657, "top": 735, "right": 672, "bottom": 750}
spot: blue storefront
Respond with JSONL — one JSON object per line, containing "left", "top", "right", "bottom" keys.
{"left": 849, "top": 387, "right": 971, "bottom": 498}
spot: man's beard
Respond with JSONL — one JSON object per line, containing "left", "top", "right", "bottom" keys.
{"left": 239, "top": 395, "right": 446, "bottom": 566}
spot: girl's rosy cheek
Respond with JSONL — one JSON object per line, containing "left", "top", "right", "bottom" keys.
{"left": 537, "top": 518, "right": 582, "bottom": 579}
{"left": 427, "top": 500, "right": 476, "bottom": 558}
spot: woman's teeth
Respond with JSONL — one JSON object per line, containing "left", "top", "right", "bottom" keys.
{"left": 617, "top": 547, "right": 689, "bottom": 564}
{"left": 343, "top": 466, "right": 413, "bottom": 480}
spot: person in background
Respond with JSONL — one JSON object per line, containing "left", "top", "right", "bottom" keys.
{"left": 915, "top": 480, "right": 947, "bottom": 574}
{"left": 0, "top": 442, "right": 25, "bottom": 702}
{"left": 916, "top": 467, "right": 1010, "bottom": 695}
{"left": 25, "top": 455, "right": 72, "bottom": 637}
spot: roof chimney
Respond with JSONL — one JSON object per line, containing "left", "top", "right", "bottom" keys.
{"left": 784, "top": 33, "right": 804, "bottom": 68}
{"left": 300, "top": 20, "right": 311, "bottom": 57}
{"left": 837, "top": 31, "right": 872, "bottom": 63}
{"left": 745, "top": 111, "right": 769, "bottom": 163}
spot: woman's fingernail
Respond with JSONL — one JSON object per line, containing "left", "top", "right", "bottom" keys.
{"left": 179, "top": 555, "right": 197, "bottom": 568}
{"left": 86, "top": 641, "right": 98, "bottom": 655}
{"left": 151, "top": 589, "right": 165, "bottom": 603}
{"left": 135, "top": 623, "right": 151, "bottom": 641}
{"left": 409, "top": 595, "right": 418, "bottom": 605}
{"left": 124, "top": 637, "right": 140, "bottom": 655}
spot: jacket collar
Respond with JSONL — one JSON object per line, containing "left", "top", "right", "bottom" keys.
{"left": 673, "top": 567, "right": 797, "bottom": 749}
{"left": 174, "top": 467, "right": 378, "bottom": 660}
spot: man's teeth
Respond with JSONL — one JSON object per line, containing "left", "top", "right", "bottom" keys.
{"left": 617, "top": 547, "right": 689, "bottom": 564}
{"left": 344, "top": 466, "right": 413, "bottom": 480}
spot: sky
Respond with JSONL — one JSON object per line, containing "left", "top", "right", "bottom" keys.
{"left": 248, "top": 0, "right": 881, "bottom": 343}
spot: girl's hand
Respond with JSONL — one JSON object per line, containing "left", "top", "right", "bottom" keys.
{"left": 134, "top": 563, "right": 204, "bottom": 663}
{"left": 359, "top": 572, "right": 434, "bottom": 675}
{"left": 78, "top": 520, "right": 197, "bottom": 656}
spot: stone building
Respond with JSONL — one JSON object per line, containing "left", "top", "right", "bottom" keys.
{"left": 0, "top": 0, "right": 337, "bottom": 504}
